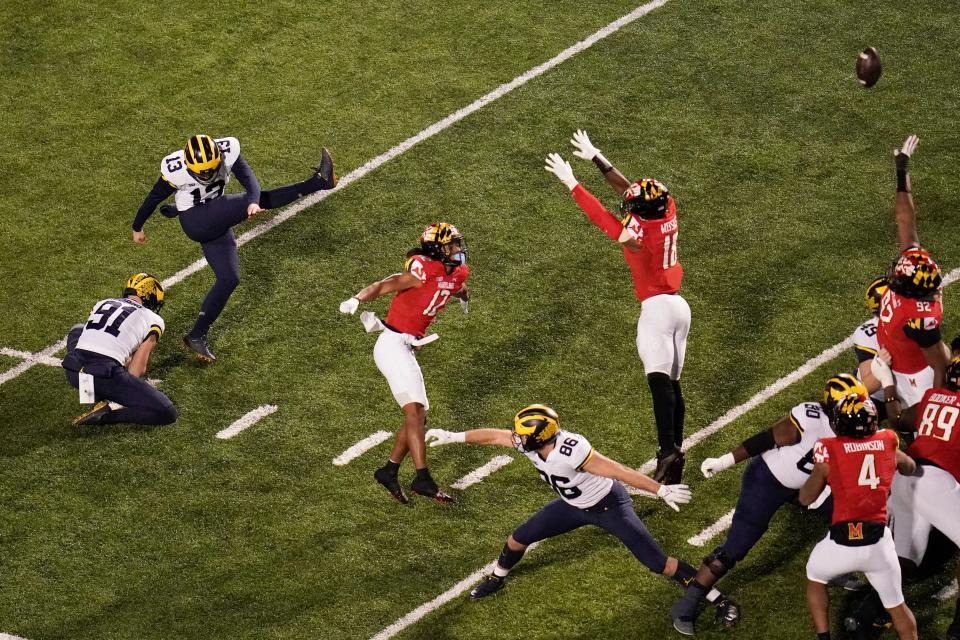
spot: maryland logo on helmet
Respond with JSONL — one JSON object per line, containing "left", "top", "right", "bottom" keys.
{"left": 512, "top": 404, "right": 560, "bottom": 452}
{"left": 888, "top": 249, "right": 942, "bottom": 299}
{"left": 832, "top": 392, "right": 878, "bottom": 439}
{"left": 419, "top": 222, "right": 465, "bottom": 265}
{"left": 123, "top": 273, "right": 164, "bottom": 313}
{"left": 946, "top": 355, "right": 960, "bottom": 392}
{"left": 620, "top": 178, "right": 669, "bottom": 220}
{"left": 184, "top": 134, "right": 223, "bottom": 184}
{"left": 864, "top": 276, "right": 889, "bottom": 314}
{"left": 822, "top": 373, "right": 867, "bottom": 414}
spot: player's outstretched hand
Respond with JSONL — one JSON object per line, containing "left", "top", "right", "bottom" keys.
{"left": 570, "top": 129, "right": 600, "bottom": 161}
{"left": 895, "top": 134, "right": 919, "bottom": 171}
{"left": 425, "top": 428, "right": 466, "bottom": 447}
{"left": 701, "top": 453, "right": 736, "bottom": 478}
{"left": 544, "top": 153, "right": 578, "bottom": 190}
{"left": 339, "top": 297, "right": 360, "bottom": 314}
{"left": 132, "top": 230, "right": 147, "bottom": 244}
{"left": 656, "top": 483, "right": 691, "bottom": 512}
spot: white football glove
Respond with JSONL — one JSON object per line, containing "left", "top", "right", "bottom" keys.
{"left": 897, "top": 134, "right": 919, "bottom": 158}
{"left": 425, "top": 428, "right": 466, "bottom": 447}
{"left": 570, "top": 129, "right": 601, "bottom": 161}
{"left": 339, "top": 297, "right": 360, "bottom": 315}
{"left": 460, "top": 298, "right": 470, "bottom": 315}
{"left": 870, "top": 355, "right": 895, "bottom": 389}
{"left": 656, "top": 483, "right": 691, "bottom": 512}
{"left": 544, "top": 153, "right": 578, "bottom": 190}
{"left": 701, "top": 452, "right": 736, "bottom": 478}
{"left": 360, "top": 310, "right": 384, "bottom": 333}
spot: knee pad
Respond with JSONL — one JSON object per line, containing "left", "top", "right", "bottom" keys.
{"left": 703, "top": 546, "right": 735, "bottom": 580}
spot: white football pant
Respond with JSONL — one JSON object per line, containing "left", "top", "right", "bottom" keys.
{"left": 636, "top": 293, "right": 690, "bottom": 379}
{"left": 373, "top": 329, "right": 430, "bottom": 410}
{"left": 806, "top": 528, "right": 904, "bottom": 608}
{"left": 889, "top": 466, "right": 960, "bottom": 565}
{"left": 892, "top": 366, "right": 934, "bottom": 407}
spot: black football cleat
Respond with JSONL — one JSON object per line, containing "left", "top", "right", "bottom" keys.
{"left": 947, "top": 622, "right": 960, "bottom": 640}
{"left": 181, "top": 334, "right": 216, "bottom": 363}
{"left": 669, "top": 598, "right": 696, "bottom": 636}
{"left": 828, "top": 573, "right": 869, "bottom": 592}
{"left": 374, "top": 465, "right": 409, "bottom": 505}
{"left": 654, "top": 448, "right": 686, "bottom": 485}
{"left": 311, "top": 147, "right": 337, "bottom": 189}
{"left": 714, "top": 595, "right": 740, "bottom": 629}
{"left": 72, "top": 400, "right": 112, "bottom": 426}
{"left": 410, "top": 476, "right": 455, "bottom": 503}
{"left": 469, "top": 575, "right": 505, "bottom": 599}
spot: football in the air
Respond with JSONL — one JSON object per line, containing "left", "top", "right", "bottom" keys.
{"left": 856, "top": 47, "right": 882, "bottom": 88}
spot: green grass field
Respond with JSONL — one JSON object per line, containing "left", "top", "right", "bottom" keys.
{"left": 1, "top": 0, "right": 959, "bottom": 638}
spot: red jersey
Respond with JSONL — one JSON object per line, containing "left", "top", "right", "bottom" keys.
{"left": 909, "top": 387, "right": 960, "bottom": 482}
{"left": 571, "top": 184, "right": 683, "bottom": 302}
{"left": 877, "top": 262, "right": 943, "bottom": 376}
{"left": 813, "top": 429, "right": 898, "bottom": 524}
{"left": 385, "top": 255, "right": 468, "bottom": 338}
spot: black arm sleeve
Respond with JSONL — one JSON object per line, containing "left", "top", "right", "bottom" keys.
{"left": 742, "top": 428, "right": 777, "bottom": 457}
{"left": 230, "top": 154, "right": 261, "bottom": 205}
{"left": 132, "top": 178, "right": 177, "bottom": 231}
{"left": 902, "top": 322, "right": 942, "bottom": 348}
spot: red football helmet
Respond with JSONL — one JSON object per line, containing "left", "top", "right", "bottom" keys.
{"left": 888, "top": 248, "right": 941, "bottom": 299}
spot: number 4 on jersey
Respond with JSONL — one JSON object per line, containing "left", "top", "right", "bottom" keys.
{"left": 857, "top": 454, "right": 880, "bottom": 490}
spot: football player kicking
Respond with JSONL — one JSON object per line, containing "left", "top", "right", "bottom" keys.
{"left": 799, "top": 393, "right": 918, "bottom": 640}
{"left": 849, "top": 356, "right": 960, "bottom": 639}
{"left": 876, "top": 135, "right": 950, "bottom": 409}
{"left": 339, "top": 223, "right": 469, "bottom": 504}
{"left": 545, "top": 130, "right": 689, "bottom": 485}
{"left": 425, "top": 404, "right": 739, "bottom": 627}
{"left": 131, "top": 134, "right": 337, "bottom": 363}
{"left": 62, "top": 273, "right": 177, "bottom": 427}
{"left": 669, "top": 374, "right": 866, "bottom": 635}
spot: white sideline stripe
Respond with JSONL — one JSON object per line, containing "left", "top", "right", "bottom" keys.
{"left": 0, "top": 347, "right": 61, "bottom": 367}
{"left": 687, "top": 509, "right": 736, "bottom": 547}
{"left": 370, "top": 542, "right": 541, "bottom": 640}
{"left": 332, "top": 430, "right": 392, "bottom": 465}
{"left": 215, "top": 404, "right": 278, "bottom": 440}
{"left": 0, "top": 339, "right": 66, "bottom": 386}
{"left": 0, "top": 0, "right": 669, "bottom": 388}
{"left": 0, "top": 633, "right": 30, "bottom": 640}
{"left": 451, "top": 455, "right": 514, "bottom": 489}
{"left": 937, "top": 579, "right": 958, "bottom": 601}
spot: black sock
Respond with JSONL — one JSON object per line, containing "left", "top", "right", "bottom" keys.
{"left": 817, "top": 633, "right": 830, "bottom": 640}
{"left": 671, "top": 560, "right": 696, "bottom": 587}
{"left": 384, "top": 460, "right": 400, "bottom": 474}
{"left": 414, "top": 467, "right": 432, "bottom": 481}
{"left": 671, "top": 379, "right": 685, "bottom": 448}
{"left": 494, "top": 543, "right": 525, "bottom": 576}
{"left": 953, "top": 597, "right": 960, "bottom": 626}
{"left": 647, "top": 372, "right": 676, "bottom": 451}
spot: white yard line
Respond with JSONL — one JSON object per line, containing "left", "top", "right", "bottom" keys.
{"left": 0, "top": 347, "right": 61, "bottom": 367}
{"left": 332, "top": 431, "right": 393, "bottom": 465}
{"left": 451, "top": 455, "right": 514, "bottom": 489}
{"left": 215, "top": 405, "right": 278, "bottom": 440}
{"left": 0, "top": 633, "right": 31, "bottom": 640}
{"left": 687, "top": 509, "right": 735, "bottom": 547}
{"left": 0, "top": 339, "right": 66, "bottom": 386}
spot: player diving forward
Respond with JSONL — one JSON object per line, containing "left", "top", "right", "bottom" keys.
{"left": 62, "top": 273, "right": 176, "bottom": 427}
{"left": 799, "top": 393, "right": 918, "bottom": 640}
{"left": 340, "top": 223, "right": 470, "bottom": 504}
{"left": 426, "top": 405, "right": 739, "bottom": 628}
{"left": 545, "top": 130, "right": 690, "bottom": 484}
{"left": 669, "top": 374, "right": 867, "bottom": 635}
{"left": 132, "top": 134, "right": 337, "bottom": 362}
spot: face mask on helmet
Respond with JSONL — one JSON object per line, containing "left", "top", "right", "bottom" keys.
{"left": 831, "top": 393, "right": 878, "bottom": 438}
{"left": 619, "top": 179, "right": 669, "bottom": 221}
{"left": 887, "top": 250, "right": 942, "bottom": 299}
{"left": 184, "top": 134, "right": 223, "bottom": 186}
{"left": 123, "top": 273, "right": 165, "bottom": 313}
{"left": 420, "top": 223, "right": 465, "bottom": 266}
{"left": 512, "top": 404, "right": 560, "bottom": 452}
{"left": 864, "top": 277, "right": 889, "bottom": 315}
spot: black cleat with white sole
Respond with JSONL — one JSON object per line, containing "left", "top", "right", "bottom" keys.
{"left": 469, "top": 575, "right": 505, "bottom": 599}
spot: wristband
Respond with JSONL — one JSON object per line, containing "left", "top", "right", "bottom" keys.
{"left": 592, "top": 152, "right": 613, "bottom": 174}
{"left": 896, "top": 168, "right": 909, "bottom": 193}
